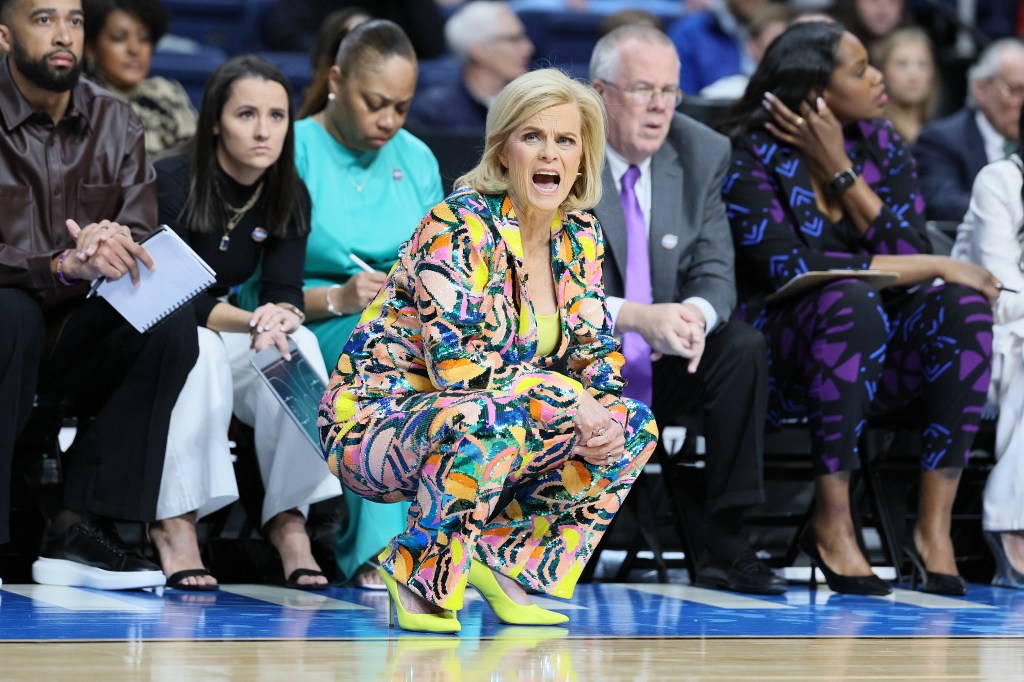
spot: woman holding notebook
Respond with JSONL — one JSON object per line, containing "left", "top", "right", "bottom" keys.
{"left": 149, "top": 56, "right": 341, "bottom": 591}
{"left": 719, "top": 22, "right": 998, "bottom": 596}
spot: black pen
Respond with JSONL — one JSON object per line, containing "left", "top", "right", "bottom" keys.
{"left": 85, "top": 277, "right": 104, "bottom": 299}
{"left": 996, "top": 284, "right": 1020, "bottom": 294}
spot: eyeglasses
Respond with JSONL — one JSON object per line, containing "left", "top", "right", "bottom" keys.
{"left": 602, "top": 81, "right": 684, "bottom": 107}
{"left": 491, "top": 32, "right": 531, "bottom": 45}
{"left": 992, "top": 77, "right": 1024, "bottom": 100}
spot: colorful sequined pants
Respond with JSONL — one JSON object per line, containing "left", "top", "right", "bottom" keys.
{"left": 330, "top": 390, "right": 657, "bottom": 608}
{"left": 752, "top": 279, "right": 992, "bottom": 475}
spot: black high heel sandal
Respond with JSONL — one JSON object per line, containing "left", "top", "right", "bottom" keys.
{"left": 903, "top": 541, "right": 967, "bottom": 596}
{"left": 984, "top": 531, "right": 1024, "bottom": 589}
{"left": 799, "top": 527, "right": 892, "bottom": 596}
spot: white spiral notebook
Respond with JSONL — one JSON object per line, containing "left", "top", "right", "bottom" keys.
{"left": 90, "top": 225, "right": 216, "bottom": 332}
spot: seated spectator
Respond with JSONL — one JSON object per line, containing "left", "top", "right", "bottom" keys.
{"left": 263, "top": 0, "right": 446, "bottom": 59}
{"left": 319, "top": 67, "right": 658, "bottom": 632}
{"left": 699, "top": 1, "right": 793, "bottom": 100}
{"left": 914, "top": 39, "right": 1024, "bottom": 222}
{"left": 666, "top": 0, "right": 766, "bottom": 95}
{"left": 837, "top": 0, "right": 907, "bottom": 63}
{"left": 0, "top": 0, "right": 197, "bottom": 589}
{"left": 296, "top": 7, "right": 370, "bottom": 119}
{"left": 876, "top": 27, "right": 937, "bottom": 144}
{"left": 82, "top": 0, "right": 196, "bottom": 155}
{"left": 720, "top": 21, "right": 998, "bottom": 596}
{"left": 152, "top": 55, "right": 342, "bottom": 591}
{"left": 289, "top": 20, "right": 443, "bottom": 589}
{"left": 407, "top": 2, "right": 534, "bottom": 134}
{"left": 952, "top": 104, "right": 1024, "bottom": 590}
{"left": 589, "top": 25, "right": 785, "bottom": 595}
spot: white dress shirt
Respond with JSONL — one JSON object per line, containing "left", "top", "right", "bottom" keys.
{"left": 977, "top": 110, "right": 1014, "bottom": 164}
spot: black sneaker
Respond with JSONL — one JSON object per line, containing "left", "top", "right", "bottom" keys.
{"left": 695, "top": 549, "right": 788, "bottom": 595}
{"left": 32, "top": 521, "right": 166, "bottom": 590}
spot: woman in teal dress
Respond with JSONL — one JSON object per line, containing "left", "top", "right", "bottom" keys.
{"left": 298, "top": 19, "right": 443, "bottom": 587}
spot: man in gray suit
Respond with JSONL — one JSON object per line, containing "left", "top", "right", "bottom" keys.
{"left": 589, "top": 25, "right": 784, "bottom": 594}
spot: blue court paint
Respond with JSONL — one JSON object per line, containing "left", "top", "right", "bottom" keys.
{"left": 1, "top": 583, "right": 1022, "bottom": 641}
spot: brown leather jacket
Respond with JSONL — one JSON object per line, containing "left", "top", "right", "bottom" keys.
{"left": 0, "top": 58, "right": 156, "bottom": 308}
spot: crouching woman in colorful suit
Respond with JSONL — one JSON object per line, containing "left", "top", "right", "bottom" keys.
{"left": 319, "top": 68, "right": 658, "bottom": 633}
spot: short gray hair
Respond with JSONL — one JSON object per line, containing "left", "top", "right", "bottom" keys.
{"left": 967, "top": 38, "right": 1024, "bottom": 107}
{"left": 445, "top": 1, "right": 515, "bottom": 64}
{"left": 589, "top": 24, "right": 677, "bottom": 83}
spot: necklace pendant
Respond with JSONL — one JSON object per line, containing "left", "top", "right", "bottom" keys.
{"left": 219, "top": 235, "right": 230, "bottom": 252}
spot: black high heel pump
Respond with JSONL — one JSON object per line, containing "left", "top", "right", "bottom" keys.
{"left": 903, "top": 541, "right": 967, "bottom": 596}
{"left": 799, "top": 527, "right": 892, "bottom": 596}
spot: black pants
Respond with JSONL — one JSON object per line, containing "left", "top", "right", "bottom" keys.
{"left": 651, "top": 320, "right": 768, "bottom": 516}
{"left": 0, "top": 288, "right": 198, "bottom": 545}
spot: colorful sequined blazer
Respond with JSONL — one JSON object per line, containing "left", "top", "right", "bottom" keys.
{"left": 320, "top": 187, "right": 628, "bottom": 445}
{"left": 722, "top": 118, "right": 934, "bottom": 321}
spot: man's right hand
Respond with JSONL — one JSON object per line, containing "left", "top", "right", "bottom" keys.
{"left": 63, "top": 219, "right": 155, "bottom": 285}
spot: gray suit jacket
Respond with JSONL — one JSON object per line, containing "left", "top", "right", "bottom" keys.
{"left": 592, "top": 112, "right": 736, "bottom": 327}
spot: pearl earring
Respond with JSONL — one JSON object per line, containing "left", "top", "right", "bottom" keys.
{"left": 328, "top": 92, "right": 336, "bottom": 101}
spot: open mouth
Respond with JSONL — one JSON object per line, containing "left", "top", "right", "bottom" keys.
{"left": 532, "top": 170, "right": 561, "bottom": 194}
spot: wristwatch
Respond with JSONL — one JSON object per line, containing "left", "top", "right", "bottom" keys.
{"left": 831, "top": 167, "right": 859, "bottom": 193}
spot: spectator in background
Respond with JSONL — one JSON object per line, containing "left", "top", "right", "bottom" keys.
{"left": 290, "top": 20, "right": 443, "bottom": 589}
{"left": 407, "top": 2, "right": 534, "bottom": 134}
{"left": 0, "top": 0, "right": 197, "bottom": 590}
{"left": 915, "top": 39, "right": 1024, "bottom": 221}
{"left": 296, "top": 7, "right": 370, "bottom": 119}
{"left": 667, "top": 0, "right": 766, "bottom": 95}
{"left": 699, "top": 1, "right": 793, "bottom": 100}
{"left": 263, "top": 0, "right": 446, "bottom": 59}
{"left": 82, "top": 0, "right": 196, "bottom": 155}
{"left": 876, "top": 27, "right": 938, "bottom": 144}
{"left": 838, "top": 0, "right": 907, "bottom": 63}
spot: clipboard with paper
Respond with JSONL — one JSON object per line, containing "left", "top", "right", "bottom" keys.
{"left": 765, "top": 269, "right": 899, "bottom": 304}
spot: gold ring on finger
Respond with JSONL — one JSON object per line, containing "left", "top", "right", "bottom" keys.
{"left": 794, "top": 116, "right": 805, "bottom": 127}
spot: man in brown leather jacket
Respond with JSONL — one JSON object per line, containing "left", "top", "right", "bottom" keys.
{"left": 0, "top": 0, "right": 197, "bottom": 589}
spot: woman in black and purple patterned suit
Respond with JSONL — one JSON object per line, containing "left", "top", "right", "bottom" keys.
{"left": 719, "top": 21, "right": 1000, "bottom": 596}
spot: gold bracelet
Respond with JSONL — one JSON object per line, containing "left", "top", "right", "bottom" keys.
{"left": 325, "top": 284, "right": 344, "bottom": 317}
{"left": 276, "top": 302, "right": 305, "bottom": 325}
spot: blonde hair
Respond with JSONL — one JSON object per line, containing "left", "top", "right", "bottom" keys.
{"left": 876, "top": 27, "right": 939, "bottom": 125}
{"left": 456, "top": 68, "right": 606, "bottom": 212}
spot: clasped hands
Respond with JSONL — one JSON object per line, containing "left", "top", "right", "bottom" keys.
{"left": 249, "top": 302, "right": 302, "bottom": 359}
{"left": 620, "top": 301, "right": 706, "bottom": 373}
{"left": 61, "top": 218, "right": 154, "bottom": 285}
{"left": 573, "top": 389, "right": 625, "bottom": 466}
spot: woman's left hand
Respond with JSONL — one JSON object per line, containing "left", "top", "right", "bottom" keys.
{"left": 573, "top": 391, "right": 626, "bottom": 466}
{"left": 249, "top": 302, "right": 301, "bottom": 335}
{"left": 763, "top": 93, "right": 851, "bottom": 184}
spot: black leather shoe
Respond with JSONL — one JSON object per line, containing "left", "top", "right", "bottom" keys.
{"left": 905, "top": 542, "right": 968, "bottom": 596}
{"left": 799, "top": 527, "right": 892, "bottom": 596}
{"left": 32, "top": 521, "right": 166, "bottom": 590}
{"left": 695, "top": 549, "right": 788, "bottom": 595}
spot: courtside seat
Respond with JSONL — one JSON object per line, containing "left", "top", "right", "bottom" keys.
{"left": 150, "top": 45, "right": 230, "bottom": 111}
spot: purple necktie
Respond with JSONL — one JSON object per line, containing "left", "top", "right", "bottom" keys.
{"left": 620, "top": 165, "right": 653, "bottom": 406}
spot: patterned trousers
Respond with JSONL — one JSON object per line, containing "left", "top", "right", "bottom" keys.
{"left": 328, "top": 390, "right": 658, "bottom": 608}
{"left": 752, "top": 279, "right": 992, "bottom": 475}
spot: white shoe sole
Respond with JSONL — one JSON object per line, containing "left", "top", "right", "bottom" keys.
{"left": 32, "top": 557, "right": 166, "bottom": 590}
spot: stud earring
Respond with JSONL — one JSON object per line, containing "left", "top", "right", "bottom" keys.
{"left": 328, "top": 92, "right": 336, "bottom": 101}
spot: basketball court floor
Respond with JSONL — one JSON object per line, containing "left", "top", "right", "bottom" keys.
{"left": 2, "top": 576, "right": 1022, "bottom": 679}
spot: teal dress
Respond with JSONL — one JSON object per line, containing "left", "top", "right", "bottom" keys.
{"left": 296, "top": 118, "right": 443, "bottom": 581}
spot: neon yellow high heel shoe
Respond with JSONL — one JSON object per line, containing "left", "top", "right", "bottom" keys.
{"left": 379, "top": 567, "right": 461, "bottom": 634}
{"left": 468, "top": 560, "right": 569, "bottom": 626}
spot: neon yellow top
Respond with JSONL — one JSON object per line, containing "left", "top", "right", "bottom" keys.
{"left": 535, "top": 312, "right": 561, "bottom": 357}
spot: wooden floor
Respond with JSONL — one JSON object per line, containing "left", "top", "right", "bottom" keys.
{"left": 2, "top": 637, "right": 1023, "bottom": 680}
{"left": 2, "top": 580, "right": 1023, "bottom": 680}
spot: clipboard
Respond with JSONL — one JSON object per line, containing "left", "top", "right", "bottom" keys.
{"left": 765, "top": 269, "right": 899, "bottom": 304}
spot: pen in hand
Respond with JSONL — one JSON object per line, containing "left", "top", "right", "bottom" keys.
{"left": 996, "top": 283, "right": 1020, "bottom": 294}
{"left": 349, "top": 254, "right": 376, "bottom": 273}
